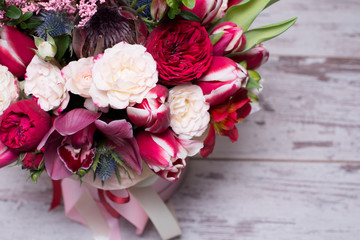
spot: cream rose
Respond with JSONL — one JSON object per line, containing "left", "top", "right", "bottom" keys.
{"left": 168, "top": 84, "right": 210, "bottom": 139}
{"left": 0, "top": 65, "right": 18, "bottom": 115}
{"left": 63, "top": 57, "right": 94, "bottom": 97}
{"left": 25, "top": 56, "right": 69, "bottom": 111}
{"left": 89, "top": 42, "right": 158, "bottom": 109}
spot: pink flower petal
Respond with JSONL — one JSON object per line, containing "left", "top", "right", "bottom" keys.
{"left": 200, "top": 125, "right": 215, "bottom": 158}
{"left": 54, "top": 109, "right": 101, "bottom": 135}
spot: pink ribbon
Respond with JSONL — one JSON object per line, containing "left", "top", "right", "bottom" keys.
{"left": 61, "top": 174, "right": 184, "bottom": 240}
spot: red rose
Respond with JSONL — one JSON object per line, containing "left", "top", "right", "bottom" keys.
{"left": 0, "top": 99, "right": 51, "bottom": 152}
{"left": 146, "top": 19, "right": 213, "bottom": 85}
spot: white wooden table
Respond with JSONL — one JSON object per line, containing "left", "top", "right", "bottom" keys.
{"left": 1, "top": 0, "right": 360, "bottom": 239}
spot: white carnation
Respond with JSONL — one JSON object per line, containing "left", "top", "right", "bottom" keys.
{"left": 168, "top": 84, "right": 210, "bottom": 139}
{"left": 89, "top": 42, "right": 158, "bottom": 109}
{"left": 24, "top": 56, "right": 69, "bottom": 111}
{"left": 0, "top": 65, "right": 18, "bottom": 115}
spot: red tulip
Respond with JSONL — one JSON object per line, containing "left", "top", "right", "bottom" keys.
{"left": 0, "top": 26, "right": 36, "bottom": 79}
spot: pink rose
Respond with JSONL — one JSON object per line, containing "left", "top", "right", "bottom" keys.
{"left": 127, "top": 85, "right": 170, "bottom": 133}
{"left": 210, "top": 21, "right": 246, "bottom": 56}
{"left": 136, "top": 129, "right": 203, "bottom": 182}
{"left": 146, "top": 19, "right": 213, "bottom": 85}
{"left": 0, "top": 25, "right": 36, "bottom": 79}
{"left": 195, "top": 56, "right": 248, "bottom": 106}
{"left": 0, "top": 99, "right": 51, "bottom": 152}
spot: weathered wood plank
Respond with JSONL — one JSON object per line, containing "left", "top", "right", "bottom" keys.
{"left": 210, "top": 56, "right": 360, "bottom": 161}
{"left": 251, "top": 0, "right": 360, "bottom": 59}
{"left": 1, "top": 160, "right": 360, "bottom": 240}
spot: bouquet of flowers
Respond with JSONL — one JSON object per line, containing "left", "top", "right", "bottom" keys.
{"left": 0, "top": 0, "right": 296, "bottom": 239}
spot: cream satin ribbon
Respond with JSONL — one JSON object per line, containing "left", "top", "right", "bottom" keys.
{"left": 62, "top": 175, "right": 182, "bottom": 240}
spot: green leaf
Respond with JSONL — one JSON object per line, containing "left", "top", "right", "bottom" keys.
{"left": 168, "top": 7, "right": 181, "bottom": 19}
{"left": 238, "top": 61, "right": 247, "bottom": 69}
{"left": 6, "top": 5, "right": 22, "bottom": 20}
{"left": 248, "top": 70, "right": 261, "bottom": 83}
{"left": 34, "top": 36, "right": 44, "bottom": 47}
{"left": 180, "top": 11, "right": 202, "bottom": 22}
{"left": 6, "top": 20, "right": 18, "bottom": 26}
{"left": 223, "top": 0, "right": 271, "bottom": 31}
{"left": 53, "top": 34, "right": 70, "bottom": 62}
{"left": 19, "top": 22, "right": 28, "bottom": 29}
{"left": 26, "top": 18, "right": 43, "bottom": 29}
{"left": 20, "top": 11, "right": 33, "bottom": 21}
{"left": 209, "top": 32, "right": 224, "bottom": 45}
{"left": 166, "top": 0, "right": 180, "bottom": 8}
{"left": 265, "top": 0, "right": 280, "bottom": 8}
{"left": 246, "top": 70, "right": 262, "bottom": 89}
{"left": 241, "top": 17, "right": 297, "bottom": 53}
{"left": 181, "top": 0, "right": 195, "bottom": 9}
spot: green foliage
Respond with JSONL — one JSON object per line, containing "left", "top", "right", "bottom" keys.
{"left": 241, "top": 17, "right": 298, "bottom": 53}
{"left": 181, "top": 0, "right": 195, "bottom": 9}
{"left": 53, "top": 34, "right": 70, "bottom": 62}
{"left": 209, "top": 32, "right": 224, "bottom": 45}
{"left": 246, "top": 70, "right": 262, "bottom": 89}
{"left": 179, "top": 11, "right": 201, "bottom": 22}
{"left": 1, "top": 4, "right": 42, "bottom": 30}
{"left": 222, "top": 0, "right": 271, "bottom": 31}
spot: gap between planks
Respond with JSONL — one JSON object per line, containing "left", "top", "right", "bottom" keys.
{"left": 190, "top": 157, "right": 360, "bottom": 164}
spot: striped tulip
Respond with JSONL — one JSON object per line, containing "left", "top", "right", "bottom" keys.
{"left": 231, "top": 44, "right": 269, "bottom": 69}
{"left": 210, "top": 21, "right": 246, "bottom": 56}
{"left": 151, "top": 0, "right": 169, "bottom": 22}
{"left": 181, "top": 0, "right": 228, "bottom": 26}
{"left": 127, "top": 85, "right": 170, "bottom": 133}
{"left": 0, "top": 140, "right": 18, "bottom": 168}
{"left": 136, "top": 129, "right": 203, "bottom": 182}
{"left": 195, "top": 56, "right": 248, "bottom": 106}
{"left": 0, "top": 26, "right": 36, "bottom": 79}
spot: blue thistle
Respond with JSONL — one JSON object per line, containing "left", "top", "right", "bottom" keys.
{"left": 35, "top": 11, "right": 73, "bottom": 39}
{"left": 95, "top": 151, "right": 118, "bottom": 182}
{"left": 130, "top": 0, "right": 152, "bottom": 19}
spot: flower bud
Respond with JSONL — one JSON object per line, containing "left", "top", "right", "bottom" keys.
{"left": 34, "top": 35, "right": 57, "bottom": 60}
{"left": 210, "top": 21, "right": 246, "bottom": 56}
{"left": 151, "top": 0, "right": 169, "bottom": 22}
{"left": 195, "top": 56, "right": 248, "bottom": 106}
{"left": 231, "top": 44, "right": 269, "bottom": 69}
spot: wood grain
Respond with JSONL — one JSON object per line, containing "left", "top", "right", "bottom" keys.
{"left": 1, "top": 160, "right": 360, "bottom": 240}
{"left": 210, "top": 56, "right": 360, "bottom": 161}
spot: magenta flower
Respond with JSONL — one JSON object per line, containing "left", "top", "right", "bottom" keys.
{"left": 127, "top": 85, "right": 170, "bottom": 134}
{"left": 40, "top": 109, "right": 101, "bottom": 180}
{"left": 195, "top": 56, "right": 248, "bottom": 106}
{"left": 95, "top": 119, "right": 142, "bottom": 174}
{"left": 0, "top": 25, "right": 36, "bottom": 79}
{"left": 136, "top": 129, "right": 203, "bottom": 182}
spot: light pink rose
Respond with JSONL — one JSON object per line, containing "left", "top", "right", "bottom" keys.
{"left": 89, "top": 42, "right": 158, "bottom": 109}
{"left": 168, "top": 84, "right": 210, "bottom": 140}
{"left": 63, "top": 57, "right": 94, "bottom": 98}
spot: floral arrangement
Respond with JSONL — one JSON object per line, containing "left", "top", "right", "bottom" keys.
{"left": 0, "top": 0, "right": 295, "bottom": 238}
